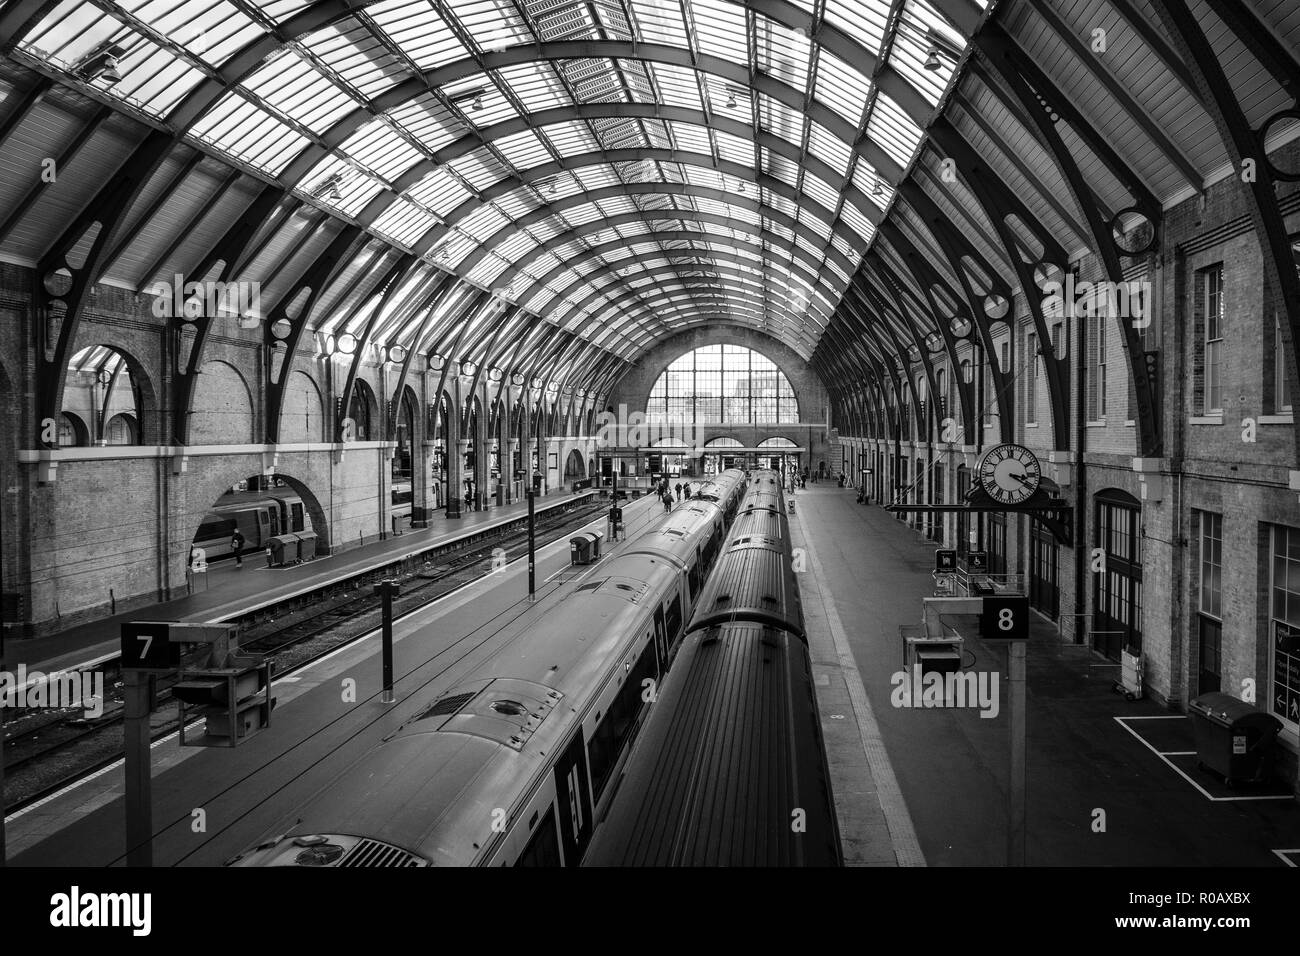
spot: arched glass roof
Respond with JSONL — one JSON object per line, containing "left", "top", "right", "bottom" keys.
{"left": 12, "top": 0, "right": 985, "bottom": 363}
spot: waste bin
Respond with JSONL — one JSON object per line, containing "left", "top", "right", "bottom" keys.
{"left": 1188, "top": 692, "right": 1283, "bottom": 785}
{"left": 268, "top": 534, "right": 297, "bottom": 567}
{"left": 570, "top": 533, "right": 597, "bottom": 566}
{"left": 589, "top": 530, "right": 604, "bottom": 559}
{"left": 297, "top": 531, "right": 317, "bottom": 561}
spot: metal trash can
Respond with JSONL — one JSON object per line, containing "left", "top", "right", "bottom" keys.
{"left": 268, "top": 534, "right": 297, "bottom": 567}
{"left": 570, "top": 533, "right": 596, "bottom": 565}
{"left": 297, "top": 531, "right": 317, "bottom": 561}
{"left": 1188, "top": 692, "right": 1283, "bottom": 785}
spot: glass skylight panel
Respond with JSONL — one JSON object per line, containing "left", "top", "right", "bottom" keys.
{"left": 813, "top": 48, "right": 872, "bottom": 124}
{"left": 388, "top": 94, "right": 467, "bottom": 153}
{"left": 369, "top": 0, "right": 468, "bottom": 70}
{"left": 459, "top": 203, "right": 512, "bottom": 241}
{"left": 713, "top": 130, "right": 753, "bottom": 167}
{"left": 447, "top": 146, "right": 509, "bottom": 191}
{"left": 373, "top": 198, "right": 440, "bottom": 247}
{"left": 801, "top": 172, "right": 839, "bottom": 215}
{"left": 689, "top": 0, "right": 748, "bottom": 64}
{"left": 525, "top": 287, "right": 556, "bottom": 313}
{"left": 407, "top": 167, "right": 473, "bottom": 216}
{"left": 645, "top": 62, "right": 701, "bottom": 111}
{"left": 446, "top": 0, "right": 531, "bottom": 50}
{"left": 111, "top": 43, "right": 205, "bottom": 116}
{"left": 494, "top": 129, "right": 553, "bottom": 169}
{"left": 304, "top": 22, "right": 408, "bottom": 100}
{"left": 495, "top": 62, "right": 568, "bottom": 112}
{"left": 822, "top": 0, "right": 889, "bottom": 61}
{"left": 525, "top": 217, "right": 566, "bottom": 244}
{"left": 254, "top": 1, "right": 314, "bottom": 25}
{"left": 759, "top": 94, "right": 805, "bottom": 148}
{"left": 543, "top": 121, "right": 601, "bottom": 156}
{"left": 807, "top": 121, "right": 853, "bottom": 178}
{"left": 867, "top": 92, "right": 923, "bottom": 169}
{"left": 124, "top": 0, "right": 261, "bottom": 67}
{"left": 190, "top": 93, "right": 310, "bottom": 176}
{"left": 755, "top": 15, "right": 812, "bottom": 92}
{"left": 341, "top": 119, "right": 425, "bottom": 182}
{"left": 766, "top": 191, "right": 797, "bottom": 218}
{"left": 468, "top": 253, "right": 512, "bottom": 286}
{"left": 563, "top": 205, "right": 605, "bottom": 227}
{"left": 19, "top": 2, "right": 119, "bottom": 70}
{"left": 765, "top": 152, "right": 800, "bottom": 188}
{"left": 242, "top": 51, "right": 357, "bottom": 134}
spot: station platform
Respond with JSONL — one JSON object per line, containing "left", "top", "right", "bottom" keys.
{"left": 793, "top": 484, "right": 1300, "bottom": 866}
{"left": 4, "top": 490, "right": 601, "bottom": 677}
{"left": 4, "top": 492, "right": 664, "bottom": 862}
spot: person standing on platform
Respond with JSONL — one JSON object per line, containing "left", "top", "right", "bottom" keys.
{"left": 662, "top": 489, "right": 673, "bottom": 512}
{"left": 231, "top": 528, "right": 245, "bottom": 568}
{"left": 675, "top": 482, "right": 682, "bottom": 501}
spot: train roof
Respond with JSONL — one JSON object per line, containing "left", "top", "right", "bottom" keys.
{"left": 583, "top": 621, "right": 839, "bottom": 867}
{"left": 237, "top": 547, "right": 682, "bottom": 866}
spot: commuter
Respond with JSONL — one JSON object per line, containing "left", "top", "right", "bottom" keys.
{"left": 675, "top": 482, "right": 682, "bottom": 500}
{"left": 231, "top": 529, "right": 245, "bottom": 568}
{"left": 662, "top": 490, "right": 673, "bottom": 512}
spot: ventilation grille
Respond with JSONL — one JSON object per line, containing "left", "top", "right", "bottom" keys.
{"left": 420, "top": 691, "right": 476, "bottom": 719}
{"left": 338, "top": 839, "right": 426, "bottom": 867}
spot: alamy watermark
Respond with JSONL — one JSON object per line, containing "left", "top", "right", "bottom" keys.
{"left": 1, "top": 666, "right": 104, "bottom": 719}
{"left": 890, "top": 664, "right": 1000, "bottom": 719}
{"left": 1042, "top": 274, "right": 1151, "bottom": 328}
{"left": 150, "top": 272, "right": 261, "bottom": 327}
{"left": 594, "top": 404, "right": 705, "bottom": 453}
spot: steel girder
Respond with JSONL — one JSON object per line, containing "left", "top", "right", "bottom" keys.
{"left": 1147, "top": 0, "right": 1300, "bottom": 465}
{"left": 849, "top": 276, "right": 928, "bottom": 439}
{"left": 34, "top": 129, "right": 173, "bottom": 448}
{"left": 263, "top": 226, "right": 366, "bottom": 443}
{"left": 976, "top": 21, "right": 1164, "bottom": 457}
{"left": 459, "top": 304, "right": 518, "bottom": 435}
{"left": 174, "top": 183, "right": 286, "bottom": 444}
{"left": 877, "top": 222, "right": 978, "bottom": 444}
{"left": 337, "top": 255, "right": 423, "bottom": 440}
{"left": 385, "top": 272, "right": 465, "bottom": 439}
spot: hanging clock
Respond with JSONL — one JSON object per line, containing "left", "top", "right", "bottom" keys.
{"left": 977, "top": 443, "right": 1042, "bottom": 506}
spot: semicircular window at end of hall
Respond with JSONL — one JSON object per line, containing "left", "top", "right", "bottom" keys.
{"left": 645, "top": 344, "right": 799, "bottom": 425}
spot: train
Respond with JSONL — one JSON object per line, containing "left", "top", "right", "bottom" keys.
{"left": 191, "top": 485, "right": 311, "bottom": 561}
{"left": 226, "top": 469, "right": 750, "bottom": 867}
{"left": 581, "top": 469, "right": 842, "bottom": 866}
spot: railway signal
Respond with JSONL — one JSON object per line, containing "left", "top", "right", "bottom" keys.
{"left": 373, "top": 580, "right": 401, "bottom": 703}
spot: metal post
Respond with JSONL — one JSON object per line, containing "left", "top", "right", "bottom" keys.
{"left": 1, "top": 633, "right": 6, "bottom": 866}
{"left": 1008, "top": 640, "right": 1027, "bottom": 866}
{"left": 378, "top": 581, "right": 396, "bottom": 703}
{"left": 124, "top": 669, "right": 153, "bottom": 867}
{"left": 527, "top": 487, "right": 536, "bottom": 602}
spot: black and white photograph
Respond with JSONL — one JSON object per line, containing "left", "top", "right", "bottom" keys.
{"left": 0, "top": 0, "right": 1295, "bottom": 938}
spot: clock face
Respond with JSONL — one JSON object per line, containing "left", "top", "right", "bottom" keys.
{"left": 977, "top": 443, "right": 1041, "bottom": 505}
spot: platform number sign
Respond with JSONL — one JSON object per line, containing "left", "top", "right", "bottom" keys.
{"left": 121, "top": 621, "right": 179, "bottom": 670}
{"left": 981, "top": 595, "right": 1029, "bottom": 641}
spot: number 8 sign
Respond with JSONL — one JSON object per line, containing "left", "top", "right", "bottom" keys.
{"left": 980, "top": 595, "right": 1029, "bottom": 641}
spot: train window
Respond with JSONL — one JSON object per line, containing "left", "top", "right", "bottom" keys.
{"left": 586, "top": 642, "right": 657, "bottom": 801}
{"left": 687, "top": 563, "right": 700, "bottom": 601}
{"left": 665, "top": 596, "right": 683, "bottom": 641}
{"left": 515, "top": 808, "right": 561, "bottom": 867}
{"left": 195, "top": 517, "right": 235, "bottom": 540}
{"left": 290, "top": 502, "right": 304, "bottom": 532}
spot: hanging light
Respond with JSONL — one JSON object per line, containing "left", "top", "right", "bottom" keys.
{"left": 924, "top": 47, "right": 941, "bottom": 71}
{"left": 873, "top": 177, "right": 884, "bottom": 196}
{"left": 726, "top": 90, "right": 737, "bottom": 108}
{"left": 471, "top": 94, "right": 483, "bottom": 111}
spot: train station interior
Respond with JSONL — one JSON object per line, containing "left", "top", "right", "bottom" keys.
{"left": 2, "top": 0, "right": 1300, "bottom": 887}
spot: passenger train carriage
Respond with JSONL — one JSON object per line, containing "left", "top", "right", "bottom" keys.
{"left": 228, "top": 469, "right": 748, "bottom": 868}
{"left": 582, "top": 470, "right": 841, "bottom": 866}
{"left": 191, "top": 487, "right": 311, "bottom": 560}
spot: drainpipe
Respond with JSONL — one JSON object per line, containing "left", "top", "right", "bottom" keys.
{"left": 1073, "top": 302, "right": 1089, "bottom": 647}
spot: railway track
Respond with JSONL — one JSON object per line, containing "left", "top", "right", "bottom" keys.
{"left": 2, "top": 499, "right": 608, "bottom": 812}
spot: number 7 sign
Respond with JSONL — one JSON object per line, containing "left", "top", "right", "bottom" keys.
{"left": 121, "top": 621, "right": 179, "bottom": 670}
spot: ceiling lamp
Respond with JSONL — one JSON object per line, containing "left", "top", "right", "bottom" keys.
{"left": 547, "top": 180, "right": 557, "bottom": 196}
{"left": 726, "top": 91, "right": 737, "bottom": 108}
{"left": 924, "top": 47, "right": 941, "bottom": 71}
{"left": 873, "top": 177, "right": 884, "bottom": 196}
{"left": 471, "top": 94, "right": 483, "bottom": 111}
{"left": 75, "top": 42, "right": 126, "bottom": 85}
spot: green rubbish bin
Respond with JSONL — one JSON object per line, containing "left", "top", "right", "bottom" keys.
{"left": 296, "top": 531, "right": 317, "bottom": 561}
{"left": 1188, "top": 692, "right": 1283, "bottom": 785}
{"left": 268, "top": 534, "right": 297, "bottom": 567}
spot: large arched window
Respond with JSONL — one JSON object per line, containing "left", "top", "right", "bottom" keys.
{"left": 646, "top": 345, "right": 798, "bottom": 425}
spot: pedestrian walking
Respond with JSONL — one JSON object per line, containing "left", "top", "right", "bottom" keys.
{"left": 675, "top": 482, "right": 682, "bottom": 501}
{"left": 662, "top": 490, "right": 673, "bottom": 512}
{"left": 231, "top": 528, "right": 245, "bottom": 568}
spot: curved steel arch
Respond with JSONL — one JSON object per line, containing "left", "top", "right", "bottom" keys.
{"left": 410, "top": 148, "right": 866, "bottom": 259}
{"left": 575, "top": 263, "right": 821, "bottom": 326}
{"left": 453, "top": 175, "right": 862, "bottom": 286}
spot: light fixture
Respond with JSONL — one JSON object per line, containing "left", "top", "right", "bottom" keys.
{"left": 726, "top": 91, "right": 737, "bottom": 108}
{"left": 75, "top": 43, "right": 126, "bottom": 85}
{"left": 461, "top": 360, "right": 478, "bottom": 375}
{"left": 873, "top": 177, "right": 884, "bottom": 196}
{"left": 312, "top": 172, "right": 345, "bottom": 202}
{"left": 547, "top": 180, "right": 557, "bottom": 196}
{"left": 924, "top": 47, "right": 941, "bottom": 71}
{"left": 471, "top": 94, "right": 483, "bottom": 111}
